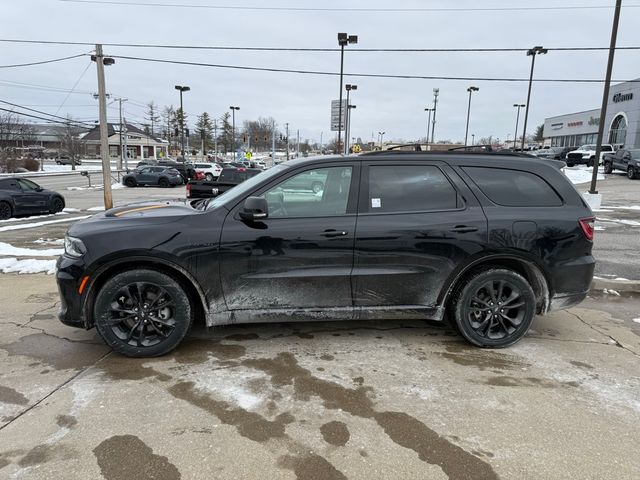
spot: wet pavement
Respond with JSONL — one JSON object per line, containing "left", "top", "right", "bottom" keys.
{"left": 0, "top": 274, "right": 639, "bottom": 479}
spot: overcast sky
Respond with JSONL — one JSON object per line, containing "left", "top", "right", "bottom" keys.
{"left": 2, "top": 0, "right": 639, "bottom": 145}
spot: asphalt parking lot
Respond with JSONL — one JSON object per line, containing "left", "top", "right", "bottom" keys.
{"left": 0, "top": 167, "right": 639, "bottom": 479}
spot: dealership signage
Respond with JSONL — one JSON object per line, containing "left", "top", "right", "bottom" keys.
{"left": 613, "top": 92, "right": 633, "bottom": 103}
{"left": 588, "top": 116, "right": 600, "bottom": 126}
{"left": 567, "top": 121, "right": 583, "bottom": 127}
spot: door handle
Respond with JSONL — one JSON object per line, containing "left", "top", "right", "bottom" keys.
{"left": 450, "top": 225, "right": 478, "bottom": 233}
{"left": 322, "top": 229, "right": 348, "bottom": 238}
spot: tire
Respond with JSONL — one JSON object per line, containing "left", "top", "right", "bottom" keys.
{"left": 628, "top": 167, "right": 638, "bottom": 180}
{"left": 124, "top": 177, "right": 136, "bottom": 188}
{"left": 604, "top": 162, "right": 613, "bottom": 174}
{"left": 93, "top": 269, "right": 193, "bottom": 357}
{"left": 49, "top": 196, "right": 65, "bottom": 214}
{"left": 566, "top": 162, "right": 574, "bottom": 167}
{"left": 0, "top": 201, "right": 12, "bottom": 220}
{"left": 158, "top": 178, "right": 169, "bottom": 188}
{"left": 588, "top": 157, "right": 595, "bottom": 167}
{"left": 205, "top": 173, "right": 214, "bottom": 182}
{"left": 311, "top": 181, "right": 324, "bottom": 194}
{"left": 449, "top": 267, "right": 536, "bottom": 348}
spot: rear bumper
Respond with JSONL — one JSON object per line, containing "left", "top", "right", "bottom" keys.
{"left": 548, "top": 291, "right": 588, "bottom": 312}
{"left": 547, "top": 254, "right": 595, "bottom": 312}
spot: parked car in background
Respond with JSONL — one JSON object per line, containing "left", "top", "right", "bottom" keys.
{"left": 603, "top": 148, "right": 640, "bottom": 179}
{"left": 136, "top": 159, "right": 196, "bottom": 182}
{"left": 57, "top": 150, "right": 595, "bottom": 357}
{"left": 55, "top": 155, "right": 81, "bottom": 166}
{"left": 192, "top": 162, "right": 223, "bottom": 181}
{"left": 186, "top": 166, "right": 262, "bottom": 199}
{"left": 535, "top": 146, "right": 568, "bottom": 160}
{"left": 565, "top": 144, "right": 614, "bottom": 167}
{"left": 0, "top": 177, "right": 65, "bottom": 220}
{"left": 123, "top": 166, "right": 183, "bottom": 188}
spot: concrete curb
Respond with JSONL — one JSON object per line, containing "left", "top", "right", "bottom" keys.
{"left": 591, "top": 277, "right": 640, "bottom": 294}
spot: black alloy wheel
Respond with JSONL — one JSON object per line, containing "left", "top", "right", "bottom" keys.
{"left": 628, "top": 167, "right": 638, "bottom": 180}
{"left": 158, "top": 177, "right": 170, "bottom": 188}
{"left": 0, "top": 201, "right": 12, "bottom": 220}
{"left": 604, "top": 162, "right": 613, "bottom": 174}
{"left": 50, "top": 197, "right": 65, "bottom": 214}
{"left": 94, "top": 269, "right": 192, "bottom": 357}
{"left": 450, "top": 268, "right": 535, "bottom": 348}
{"left": 124, "top": 177, "right": 136, "bottom": 188}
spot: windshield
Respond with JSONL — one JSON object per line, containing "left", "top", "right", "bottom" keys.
{"left": 206, "top": 164, "right": 288, "bottom": 210}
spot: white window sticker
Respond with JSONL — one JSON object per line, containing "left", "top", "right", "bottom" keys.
{"left": 371, "top": 198, "right": 381, "bottom": 208}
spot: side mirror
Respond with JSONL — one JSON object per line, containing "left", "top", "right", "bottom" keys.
{"left": 239, "top": 196, "right": 268, "bottom": 221}
{"left": 35, "top": 187, "right": 43, "bottom": 192}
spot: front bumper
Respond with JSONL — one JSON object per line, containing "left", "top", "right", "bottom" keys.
{"left": 56, "top": 255, "right": 90, "bottom": 329}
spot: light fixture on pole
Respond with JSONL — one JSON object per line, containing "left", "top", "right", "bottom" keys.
{"left": 345, "top": 84, "right": 357, "bottom": 154}
{"left": 513, "top": 103, "right": 526, "bottom": 150}
{"left": 464, "top": 86, "right": 479, "bottom": 146}
{"left": 378, "top": 131, "right": 385, "bottom": 149}
{"left": 337, "top": 32, "right": 358, "bottom": 154}
{"left": 174, "top": 85, "right": 190, "bottom": 158}
{"left": 229, "top": 106, "right": 240, "bottom": 155}
{"left": 521, "top": 46, "right": 547, "bottom": 150}
{"left": 424, "top": 108, "right": 433, "bottom": 144}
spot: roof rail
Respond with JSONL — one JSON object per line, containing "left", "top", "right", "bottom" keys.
{"left": 362, "top": 147, "right": 539, "bottom": 158}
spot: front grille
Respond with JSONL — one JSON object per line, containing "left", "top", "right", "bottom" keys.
{"left": 567, "top": 153, "right": 584, "bottom": 160}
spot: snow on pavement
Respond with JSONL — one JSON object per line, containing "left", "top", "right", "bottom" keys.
{"left": 563, "top": 166, "right": 605, "bottom": 185}
{"left": 0, "top": 215, "right": 90, "bottom": 232}
{"left": 0, "top": 242, "right": 63, "bottom": 257}
{"left": 0, "top": 258, "right": 57, "bottom": 275}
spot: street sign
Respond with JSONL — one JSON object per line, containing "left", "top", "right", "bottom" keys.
{"left": 330, "top": 99, "right": 346, "bottom": 131}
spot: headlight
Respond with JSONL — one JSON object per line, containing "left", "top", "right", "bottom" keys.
{"left": 64, "top": 235, "right": 86, "bottom": 257}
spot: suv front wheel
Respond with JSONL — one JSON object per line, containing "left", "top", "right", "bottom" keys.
{"left": 628, "top": 166, "right": 638, "bottom": 180}
{"left": 93, "top": 269, "right": 193, "bottom": 357}
{"left": 450, "top": 267, "right": 536, "bottom": 348}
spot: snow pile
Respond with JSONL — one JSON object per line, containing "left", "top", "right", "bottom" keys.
{"left": 87, "top": 206, "right": 105, "bottom": 211}
{"left": 43, "top": 164, "right": 103, "bottom": 173}
{"left": 563, "top": 166, "right": 605, "bottom": 185}
{"left": 67, "top": 183, "right": 125, "bottom": 191}
{"left": 0, "top": 242, "right": 63, "bottom": 257}
{"left": 33, "top": 238, "right": 64, "bottom": 246}
{"left": 0, "top": 258, "right": 56, "bottom": 275}
{"left": 0, "top": 215, "right": 90, "bottom": 232}
{"left": 0, "top": 211, "right": 68, "bottom": 224}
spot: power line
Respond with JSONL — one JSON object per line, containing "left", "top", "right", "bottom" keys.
{"left": 109, "top": 54, "right": 640, "bottom": 84}
{"left": 57, "top": 0, "right": 640, "bottom": 13}
{"left": 0, "top": 100, "right": 93, "bottom": 125}
{"left": 0, "top": 53, "right": 87, "bottom": 68}
{"left": 0, "top": 106, "right": 92, "bottom": 128}
{"left": 0, "top": 79, "right": 94, "bottom": 95}
{"left": 54, "top": 60, "right": 93, "bottom": 116}
{"left": 0, "top": 38, "right": 639, "bottom": 53}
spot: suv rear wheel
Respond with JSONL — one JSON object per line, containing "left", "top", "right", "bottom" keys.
{"left": 604, "top": 162, "right": 613, "bottom": 174}
{"left": 450, "top": 267, "right": 536, "bottom": 348}
{"left": 93, "top": 269, "right": 193, "bottom": 357}
{"left": 628, "top": 166, "right": 638, "bottom": 180}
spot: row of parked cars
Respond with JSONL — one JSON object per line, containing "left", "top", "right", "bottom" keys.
{"left": 533, "top": 144, "right": 639, "bottom": 179}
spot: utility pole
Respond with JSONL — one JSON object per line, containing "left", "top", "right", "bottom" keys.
{"left": 424, "top": 108, "right": 433, "bottom": 144}
{"left": 92, "top": 44, "right": 114, "bottom": 210}
{"left": 285, "top": 122, "right": 290, "bottom": 160}
{"left": 117, "top": 98, "right": 127, "bottom": 170}
{"left": 296, "top": 129, "right": 300, "bottom": 157}
{"left": 213, "top": 119, "right": 218, "bottom": 160}
{"left": 589, "top": 0, "right": 622, "bottom": 195}
{"left": 337, "top": 33, "right": 358, "bottom": 154}
{"left": 431, "top": 88, "right": 439, "bottom": 145}
{"left": 175, "top": 85, "right": 190, "bottom": 158}
{"left": 320, "top": 131, "right": 323, "bottom": 152}
{"left": 513, "top": 103, "right": 525, "bottom": 150}
{"left": 271, "top": 119, "right": 276, "bottom": 166}
{"left": 229, "top": 106, "right": 240, "bottom": 157}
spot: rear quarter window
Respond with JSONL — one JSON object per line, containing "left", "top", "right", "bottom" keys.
{"left": 463, "top": 167, "right": 563, "bottom": 207}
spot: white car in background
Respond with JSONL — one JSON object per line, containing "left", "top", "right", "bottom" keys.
{"left": 192, "top": 162, "right": 223, "bottom": 181}
{"left": 565, "top": 144, "right": 614, "bottom": 167}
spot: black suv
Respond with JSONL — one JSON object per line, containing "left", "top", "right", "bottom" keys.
{"left": 57, "top": 152, "right": 595, "bottom": 357}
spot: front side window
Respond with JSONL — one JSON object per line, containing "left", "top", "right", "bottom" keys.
{"left": 367, "top": 165, "right": 458, "bottom": 213}
{"left": 262, "top": 166, "right": 352, "bottom": 218}
{"left": 17, "top": 179, "right": 40, "bottom": 191}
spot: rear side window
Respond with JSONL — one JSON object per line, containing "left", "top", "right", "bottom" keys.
{"left": 464, "top": 167, "right": 562, "bottom": 206}
{"left": 368, "top": 165, "right": 458, "bottom": 213}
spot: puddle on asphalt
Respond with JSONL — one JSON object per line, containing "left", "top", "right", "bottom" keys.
{"left": 320, "top": 421, "right": 350, "bottom": 447}
{"left": 0, "top": 385, "right": 28, "bottom": 406}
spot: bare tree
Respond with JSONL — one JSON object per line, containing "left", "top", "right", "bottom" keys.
{"left": 145, "top": 101, "right": 160, "bottom": 137}
{"left": 57, "top": 118, "right": 85, "bottom": 171}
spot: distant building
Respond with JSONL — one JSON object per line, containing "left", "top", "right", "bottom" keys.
{"left": 83, "top": 123, "right": 169, "bottom": 159}
{"left": 543, "top": 78, "right": 639, "bottom": 148}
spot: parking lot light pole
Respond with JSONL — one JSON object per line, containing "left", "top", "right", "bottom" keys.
{"left": 229, "top": 106, "right": 240, "bottom": 155}
{"left": 347, "top": 105, "right": 356, "bottom": 153}
{"left": 345, "top": 84, "right": 357, "bottom": 154}
{"left": 424, "top": 108, "right": 433, "bottom": 144}
{"left": 513, "top": 103, "right": 525, "bottom": 150}
{"left": 521, "top": 46, "right": 547, "bottom": 150}
{"left": 174, "top": 85, "right": 190, "bottom": 157}
{"left": 378, "top": 131, "right": 385, "bottom": 149}
{"left": 337, "top": 33, "right": 358, "bottom": 154}
{"left": 431, "top": 88, "right": 439, "bottom": 144}
{"left": 464, "top": 86, "right": 479, "bottom": 146}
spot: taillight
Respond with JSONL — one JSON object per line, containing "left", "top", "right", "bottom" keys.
{"left": 186, "top": 183, "right": 191, "bottom": 198}
{"left": 579, "top": 217, "right": 594, "bottom": 241}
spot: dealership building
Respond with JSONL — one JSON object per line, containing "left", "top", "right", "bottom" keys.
{"left": 543, "top": 78, "right": 639, "bottom": 149}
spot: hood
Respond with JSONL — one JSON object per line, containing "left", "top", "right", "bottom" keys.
{"left": 68, "top": 198, "right": 197, "bottom": 237}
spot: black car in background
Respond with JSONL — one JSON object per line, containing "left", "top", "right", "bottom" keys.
{"left": 57, "top": 151, "right": 595, "bottom": 357}
{"left": 187, "top": 167, "right": 262, "bottom": 199}
{"left": 136, "top": 159, "right": 196, "bottom": 182}
{"left": 123, "top": 166, "right": 183, "bottom": 188}
{"left": 0, "top": 177, "right": 65, "bottom": 220}
{"left": 603, "top": 148, "right": 640, "bottom": 179}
